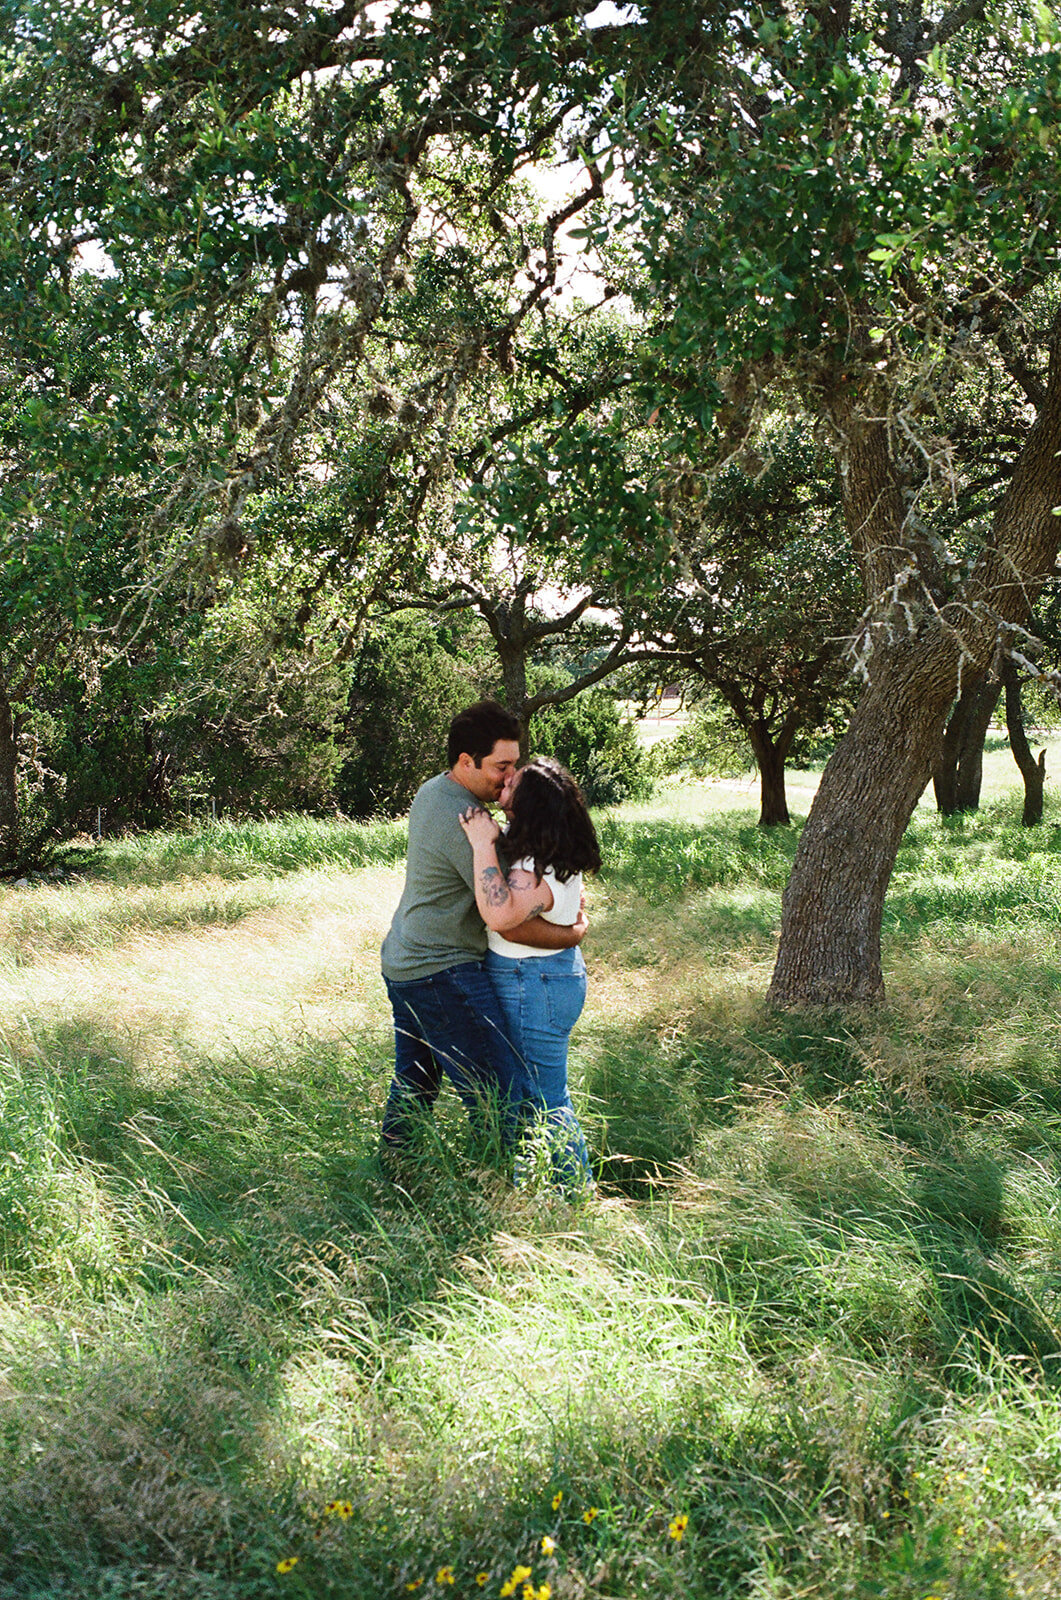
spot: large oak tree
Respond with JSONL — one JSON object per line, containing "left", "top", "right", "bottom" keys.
{"left": 598, "top": 1, "right": 1061, "bottom": 1001}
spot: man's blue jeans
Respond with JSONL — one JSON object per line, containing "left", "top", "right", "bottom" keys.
{"left": 381, "top": 960, "right": 528, "bottom": 1155}
{"left": 484, "top": 946, "right": 594, "bottom": 1194}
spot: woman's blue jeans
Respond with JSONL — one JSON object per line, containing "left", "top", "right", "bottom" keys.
{"left": 484, "top": 945, "right": 594, "bottom": 1195}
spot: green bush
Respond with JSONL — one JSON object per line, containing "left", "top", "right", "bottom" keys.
{"left": 649, "top": 695, "right": 751, "bottom": 780}
{"left": 530, "top": 686, "right": 652, "bottom": 806}
{"left": 337, "top": 612, "right": 486, "bottom": 817}
{"left": 32, "top": 585, "right": 352, "bottom": 834}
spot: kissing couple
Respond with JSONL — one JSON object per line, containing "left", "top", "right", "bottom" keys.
{"left": 379, "top": 699, "right": 600, "bottom": 1196}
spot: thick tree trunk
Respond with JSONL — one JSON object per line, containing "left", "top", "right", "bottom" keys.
{"left": 0, "top": 677, "right": 19, "bottom": 871}
{"left": 748, "top": 722, "right": 790, "bottom": 826}
{"left": 769, "top": 630, "right": 958, "bottom": 1004}
{"left": 1003, "top": 663, "right": 1046, "bottom": 825}
{"left": 932, "top": 673, "right": 1003, "bottom": 814}
{"left": 771, "top": 338, "right": 1061, "bottom": 1006}
{"left": 497, "top": 642, "right": 531, "bottom": 759}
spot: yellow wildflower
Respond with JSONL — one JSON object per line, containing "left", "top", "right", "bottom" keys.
{"left": 522, "top": 1587, "right": 534, "bottom": 1600}
{"left": 582, "top": 1508, "right": 598, "bottom": 1525}
{"left": 551, "top": 1491, "right": 563, "bottom": 1511}
{"left": 511, "top": 1567, "right": 532, "bottom": 1585}
{"left": 276, "top": 1557, "right": 300, "bottom": 1575}
{"left": 436, "top": 1568, "right": 455, "bottom": 1585}
{"left": 499, "top": 1585, "right": 515, "bottom": 1598}
{"left": 668, "top": 1513, "right": 688, "bottom": 1542}
{"left": 540, "top": 1536, "right": 556, "bottom": 1555}
{"left": 538, "top": 1587, "right": 552, "bottom": 1600}
{"left": 475, "top": 1576, "right": 490, "bottom": 1588}
{"left": 406, "top": 1581, "right": 424, "bottom": 1592}
{"left": 324, "top": 1499, "right": 354, "bottom": 1520}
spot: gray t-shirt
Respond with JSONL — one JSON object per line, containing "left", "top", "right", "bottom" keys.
{"left": 381, "top": 772, "right": 486, "bottom": 982}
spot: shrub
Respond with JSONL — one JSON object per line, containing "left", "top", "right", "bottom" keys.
{"left": 649, "top": 695, "right": 751, "bottom": 780}
{"left": 530, "top": 687, "right": 651, "bottom": 806}
{"left": 337, "top": 613, "right": 486, "bottom": 817}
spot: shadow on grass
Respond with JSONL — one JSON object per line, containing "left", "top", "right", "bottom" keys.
{"left": 0, "top": 1011, "right": 507, "bottom": 1345}
{"left": 2, "top": 996, "right": 1059, "bottom": 1597}
{"left": 0, "top": 1010, "right": 531, "bottom": 1592}
{"left": 576, "top": 1022, "right": 742, "bottom": 1189}
{"left": 895, "top": 801, "right": 1061, "bottom": 865}
{"left": 0, "top": 1331, "right": 985, "bottom": 1600}
{"left": 577, "top": 1006, "right": 1061, "bottom": 1370}
{"left": 884, "top": 871, "right": 1061, "bottom": 931}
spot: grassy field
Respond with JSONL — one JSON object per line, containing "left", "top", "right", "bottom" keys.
{"left": 2, "top": 751, "right": 1061, "bottom": 1599}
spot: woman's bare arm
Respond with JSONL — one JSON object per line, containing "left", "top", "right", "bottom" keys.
{"left": 458, "top": 806, "right": 555, "bottom": 931}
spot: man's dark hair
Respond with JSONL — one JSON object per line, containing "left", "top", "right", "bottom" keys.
{"left": 503, "top": 757, "right": 601, "bottom": 883}
{"left": 447, "top": 699, "right": 522, "bottom": 767}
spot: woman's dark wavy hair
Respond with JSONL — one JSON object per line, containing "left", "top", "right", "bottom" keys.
{"left": 503, "top": 756, "right": 601, "bottom": 884}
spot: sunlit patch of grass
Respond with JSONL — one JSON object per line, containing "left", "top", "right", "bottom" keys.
{"left": 0, "top": 867, "right": 402, "bottom": 1083}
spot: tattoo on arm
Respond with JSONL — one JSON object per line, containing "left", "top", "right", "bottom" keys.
{"left": 479, "top": 866, "right": 510, "bottom": 908}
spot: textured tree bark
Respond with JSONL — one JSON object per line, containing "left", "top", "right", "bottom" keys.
{"left": 1003, "top": 663, "right": 1046, "bottom": 826}
{"left": 771, "top": 338, "right": 1061, "bottom": 1006}
{"left": 478, "top": 593, "right": 534, "bottom": 757}
{"left": 933, "top": 674, "right": 1003, "bottom": 814}
{"left": 0, "top": 677, "right": 19, "bottom": 871}
{"left": 954, "top": 677, "right": 1003, "bottom": 812}
{"left": 497, "top": 640, "right": 531, "bottom": 760}
{"left": 748, "top": 722, "right": 791, "bottom": 827}
{"left": 769, "top": 630, "right": 958, "bottom": 1003}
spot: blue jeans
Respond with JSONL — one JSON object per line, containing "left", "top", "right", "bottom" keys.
{"left": 381, "top": 961, "right": 529, "bottom": 1156}
{"left": 484, "top": 946, "right": 594, "bottom": 1195}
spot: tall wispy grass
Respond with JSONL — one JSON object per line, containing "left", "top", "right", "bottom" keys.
{"left": 1, "top": 772, "right": 1060, "bottom": 1597}
{"left": 95, "top": 812, "right": 408, "bottom": 883}
{"left": 594, "top": 812, "right": 798, "bottom": 899}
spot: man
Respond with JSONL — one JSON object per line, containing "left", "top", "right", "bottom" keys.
{"left": 380, "top": 699, "right": 586, "bottom": 1157}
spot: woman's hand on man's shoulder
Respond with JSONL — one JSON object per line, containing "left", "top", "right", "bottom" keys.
{"left": 458, "top": 804, "right": 501, "bottom": 846}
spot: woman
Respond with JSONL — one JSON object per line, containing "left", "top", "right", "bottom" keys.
{"left": 459, "top": 756, "right": 601, "bottom": 1196}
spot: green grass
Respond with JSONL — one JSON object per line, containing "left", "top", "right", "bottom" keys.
{"left": 1, "top": 756, "right": 1061, "bottom": 1597}
{"left": 93, "top": 812, "right": 410, "bottom": 882}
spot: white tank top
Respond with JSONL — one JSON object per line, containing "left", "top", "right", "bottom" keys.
{"left": 486, "top": 860, "right": 582, "bottom": 959}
